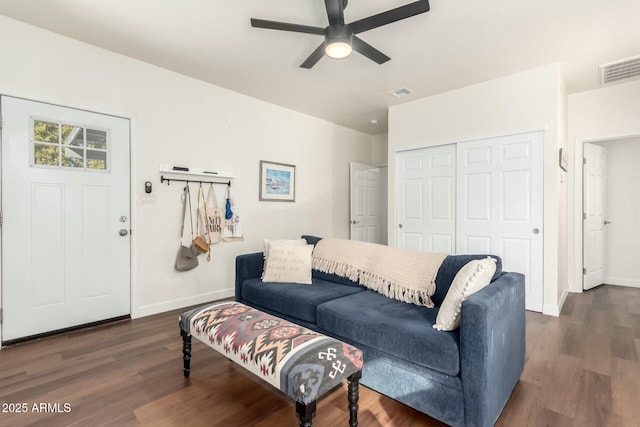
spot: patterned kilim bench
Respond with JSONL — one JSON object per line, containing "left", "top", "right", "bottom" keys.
{"left": 179, "top": 301, "right": 364, "bottom": 427}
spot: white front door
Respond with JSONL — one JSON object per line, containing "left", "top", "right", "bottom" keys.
{"left": 583, "top": 142, "right": 607, "bottom": 290}
{"left": 456, "top": 132, "right": 543, "bottom": 312}
{"left": 1, "top": 96, "right": 131, "bottom": 342}
{"left": 396, "top": 145, "right": 456, "bottom": 254}
{"left": 350, "top": 162, "right": 381, "bottom": 243}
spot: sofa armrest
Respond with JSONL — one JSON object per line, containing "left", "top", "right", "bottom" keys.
{"left": 459, "top": 272, "right": 525, "bottom": 427}
{"left": 235, "top": 252, "right": 264, "bottom": 301}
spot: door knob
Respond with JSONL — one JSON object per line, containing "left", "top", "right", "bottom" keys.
{"left": 604, "top": 220, "right": 612, "bottom": 225}
{"left": 398, "top": 224, "right": 403, "bottom": 229}
{"left": 532, "top": 228, "right": 540, "bottom": 234}
{"left": 119, "top": 229, "right": 129, "bottom": 236}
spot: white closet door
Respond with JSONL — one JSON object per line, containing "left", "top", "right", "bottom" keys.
{"left": 396, "top": 145, "right": 456, "bottom": 254}
{"left": 457, "top": 132, "right": 543, "bottom": 312}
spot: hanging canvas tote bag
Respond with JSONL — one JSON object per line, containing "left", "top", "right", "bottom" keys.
{"left": 223, "top": 185, "right": 244, "bottom": 242}
{"left": 202, "top": 183, "right": 224, "bottom": 245}
{"left": 175, "top": 185, "right": 200, "bottom": 271}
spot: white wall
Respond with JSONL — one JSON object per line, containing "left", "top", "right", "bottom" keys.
{"left": 557, "top": 74, "right": 569, "bottom": 306}
{"left": 372, "top": 132, "right": 389, "bottom": 244}
{"left": 372, "top": 132, "right": 388, "bottom": 166}
{"left": 388, "top": 64, "right": 565, "bottom": 315}
{"left": 0, "top": 16, "right": 373, "bottom": 319}
{"left": 567, "top": 79, "right": 640, "bottom": 293}
{"left": 599, "top": 138, "right": 640, "bottom": 287}
{"left": 332, "top": 126, "right": 376, "bottom": 239}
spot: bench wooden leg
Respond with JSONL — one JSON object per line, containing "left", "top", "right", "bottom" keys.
{"left": 295, "top": 400, "right": 316, "bottom": 427}
{"left": 181, "top": 330, "right": 191, "bottom": 378}
{"left": 347, "top": 371, "right": 362, "bottom": 427}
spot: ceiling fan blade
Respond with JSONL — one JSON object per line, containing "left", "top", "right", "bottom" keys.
{"left": 300, "top": 43, "right": 326, "bottom": 69}
{"left": 251, "top": 18, "right": 325, "bottom": 35}
{"left": 349, "top": 0, "right": 430, "bottom": 34}
{"left": 352, "top": 36, "right": 390, "bottom": 64}
{"left": 324, "top": 0, "right": 345, "bottom": 25}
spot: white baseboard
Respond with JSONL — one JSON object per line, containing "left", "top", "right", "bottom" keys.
{"left": 543, "top": 288, "right": 568, "bottom": 317}
{"left": 133, "top": 288, "right": 235, "bottom": 318}
{"left": 558, "top": 289, "right": 568, "bottom": 313}
{"left": 542, "top": 289, "right": 568, "bottom": 317}
{"left": 605, "top": 277, "right": 640, "bottom": 288}
{"left": 542, "top": 303, "right": 560, "bottom": 317}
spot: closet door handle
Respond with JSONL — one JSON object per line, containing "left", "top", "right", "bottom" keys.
{"left": 532, "top": 228, "right": 540, "bottom": 235}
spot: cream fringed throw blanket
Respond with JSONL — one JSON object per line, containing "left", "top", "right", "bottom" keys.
{"left": 313, "top": 239, "right": 447, "bottom": 307}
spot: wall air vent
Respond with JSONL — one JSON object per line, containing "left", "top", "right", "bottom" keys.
{"left": 391, "top": 87, "right": 413, "bottom": 98}
{"left": 599, "top": 54, "right": 640, "bottom": 86}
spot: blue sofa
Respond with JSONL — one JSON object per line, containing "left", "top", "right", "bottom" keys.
{"left": 235, "top": 237, "right": 525, "bottom": 427}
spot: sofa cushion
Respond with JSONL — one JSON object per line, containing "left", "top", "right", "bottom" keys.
{"left": 301, "top": 235, "right": 361, "bottom": 288}
{"left": 312, "top": 269, "right": 361, "bottom": 288}
{"left": 316, "top": 290, "right": 461, "bottom": 376}
{"left": 434, "top": 257, "right": 497, "bottom": 331}
{"left": 241, "top": 278, "right": 365, "bottom": 323}
{"left": 262, "top": 241, "right": 313, "bottom": 284}
{"left": 432, "top": 254, "right": 502, "bottom": 307}
{"left": 301, "top": 235, "right": 323, "bottom": 246}
{"left": 262, "top": 238, "right": 307, "bottom": 277}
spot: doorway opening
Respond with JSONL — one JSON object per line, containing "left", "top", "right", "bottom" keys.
{"left": 579, "top": 134, "right": 640, "bottom": 291}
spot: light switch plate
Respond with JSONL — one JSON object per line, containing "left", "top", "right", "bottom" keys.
{"left": 141, "top": 194, "right": 157, "bottom": 204}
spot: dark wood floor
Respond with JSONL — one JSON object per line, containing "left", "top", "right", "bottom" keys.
{"left": 1, "top": 285, "right": 639, "bottom": 426}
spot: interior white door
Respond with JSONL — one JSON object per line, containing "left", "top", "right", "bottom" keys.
{"left": 350, "top": 162, "right": 381, "bottom": 243}
{"left": 1, "top": 96, "right": 131, "bottom": 342}
{"left": 457, "top": 132, "right": 543, "bottom": 312}
{"left": 583, "top": 142, "right": 607, "bottom": 290}
{"left": 396, "top": 145, "right": 456, "bottom": 254}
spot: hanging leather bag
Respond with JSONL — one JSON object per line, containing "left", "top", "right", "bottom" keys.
{"left": 175, "top": 185, "right": 200, "bottom": 271}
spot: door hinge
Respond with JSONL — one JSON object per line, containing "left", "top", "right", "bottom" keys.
{"left": 0, "top": 308, "right": 3, "bottom": 323}
{"left": 583, "top": 212, "right": 586, "bottom": 220}
{"left": 583, "top": 157, "right": 587, "bottom": 165}
{"left": 583, "top": 268, "right": 587, "bottom": 275}
{"left": 0, "top": 210, "right": 3, "bottom": 227}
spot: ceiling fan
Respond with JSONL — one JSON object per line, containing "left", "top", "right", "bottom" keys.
{"left": 250, "top": 0, "right": 430, "bottom": 69}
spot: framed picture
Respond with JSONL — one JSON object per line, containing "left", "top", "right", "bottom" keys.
{"left": 259, "top": 160, "right": 296, "bottom": 202}
{"left": 559, "top": 147, "right": 568, "bottom": 172}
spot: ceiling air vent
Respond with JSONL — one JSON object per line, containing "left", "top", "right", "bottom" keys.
{"left": 391, "top": 87, "right": 413, "bottom": 98}
{"left": 599, "top": 55, "right": 640, "bottom": 86}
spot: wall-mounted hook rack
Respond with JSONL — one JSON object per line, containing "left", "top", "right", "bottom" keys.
{"left": 160, "top": 175, "right": 231, "bottom": 186}
{"left": 159, "top": 164, "right": 235, "bottom": 186}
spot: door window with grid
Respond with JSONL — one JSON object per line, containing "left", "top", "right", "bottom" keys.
{"left": 31, "top": 118, "right": 109, "bottom": 171}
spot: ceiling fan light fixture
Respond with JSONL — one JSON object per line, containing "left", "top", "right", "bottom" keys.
{"left": 324, "top": 24, "right": 353, "bottom": 59}
{"left": 251, "top": 0, "right": 431, "bottom": 68}
{"left": 325, "top": 41, "right": 352, "bottom": 59}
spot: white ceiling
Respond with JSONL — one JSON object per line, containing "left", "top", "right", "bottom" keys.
{"left": 1, "top": 0, "right": 639, "bottom": 134}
